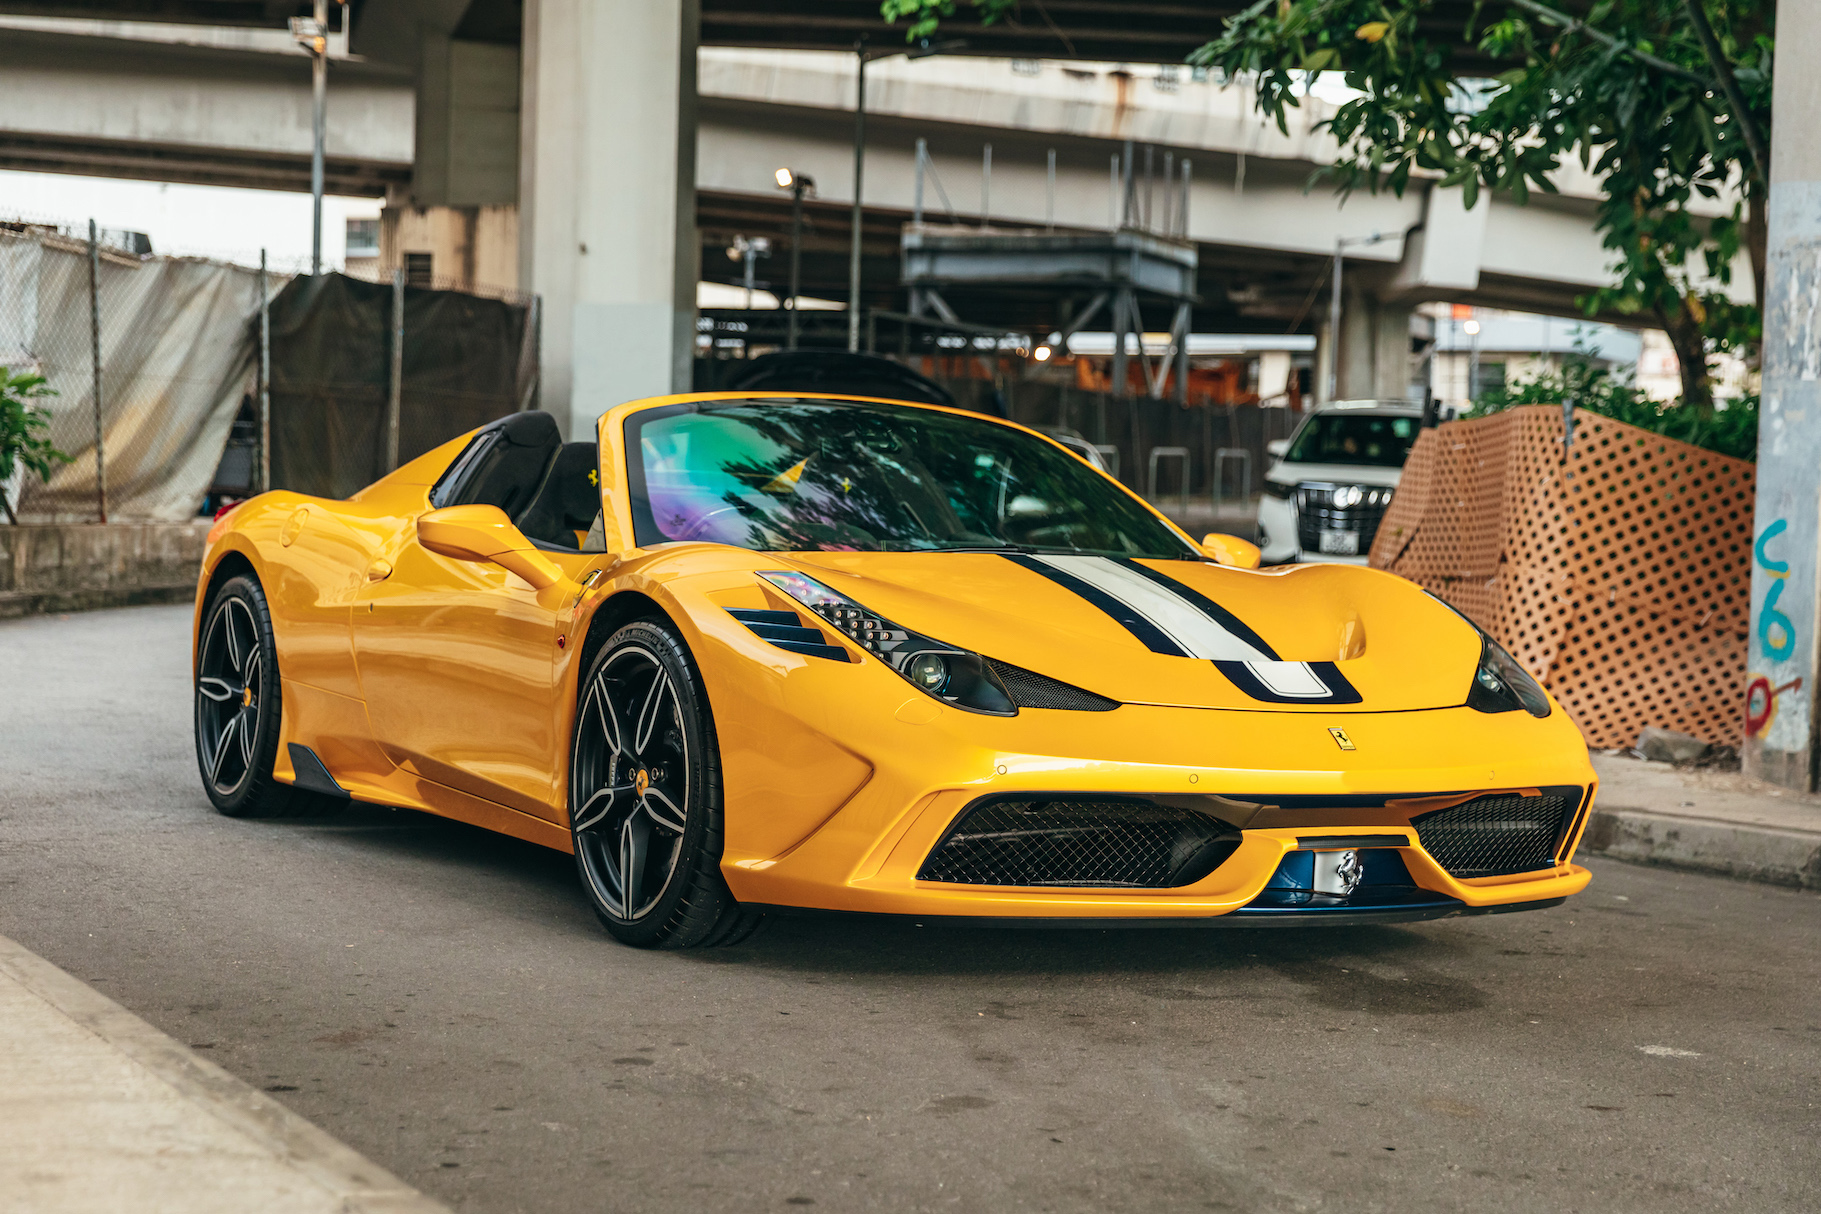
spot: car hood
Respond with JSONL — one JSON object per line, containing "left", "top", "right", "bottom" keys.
{"left": 1266, "top": 461, "right": 1404, "bottom": 489}
{"left": 776, "top": 551, "right": 1480, "bottom": 713}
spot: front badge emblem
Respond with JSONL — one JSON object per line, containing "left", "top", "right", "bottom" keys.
{"left": 1328, "top": 726, "right": 1355, "bottom": 751}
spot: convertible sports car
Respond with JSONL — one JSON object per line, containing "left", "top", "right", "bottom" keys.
{"left": 193, "top": 392, "right": 1596, "bottom": 948}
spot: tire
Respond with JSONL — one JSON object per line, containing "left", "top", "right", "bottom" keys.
{"left": 194, "top": 574, "right": 334, "bottom": 819}
{"left": 568, "top": 619, "right": 764, "bottom": 949}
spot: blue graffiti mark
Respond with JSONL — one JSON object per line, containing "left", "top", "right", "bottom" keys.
{"left": 1755, "top": 518, "right": 1790, "bottom": 577}
{"left": 1755, "top": 518, "right": 1796, "bottom": 661}
{"left": 1760, "top": 579, "right": 1797, "bottom": 661}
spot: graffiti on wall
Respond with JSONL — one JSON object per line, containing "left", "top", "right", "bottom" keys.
{"left": 1748, "top": 517, "right": 1809, "bottom": 743}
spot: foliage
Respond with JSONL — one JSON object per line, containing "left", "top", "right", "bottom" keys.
{"left": 879, "top": 0, "right": 1018, "bottom": 42}
{"left": 1469, "top": 357, "right": 1758, "bottom": 461}
{"left": 0, "top": 368, "right": 72, "bottom": 524}
{"left": 1191, "top": 0, "right": 1774, "bottom": 411}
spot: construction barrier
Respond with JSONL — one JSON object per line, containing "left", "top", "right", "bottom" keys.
{"left": 1370, "top": 405, "right": 1754, "bottom": 749}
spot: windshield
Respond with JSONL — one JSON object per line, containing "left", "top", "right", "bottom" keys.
{"left": 624, "top": 398, "right": 1194, "bottom": 557}
{"left": 1285, "top": 414, "right": 1419, "bottom": 468}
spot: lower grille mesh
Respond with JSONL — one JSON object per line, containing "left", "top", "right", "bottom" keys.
{"left": 1412, "top": 793, "right": 1575, "bottom": 878}
{"left": 918, "top": 798, "right": 1237, "bottom": 888}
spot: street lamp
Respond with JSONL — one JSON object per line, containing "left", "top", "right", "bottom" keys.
{"left": 1327, "top": 230, "right": 1390, "bottom": 401}
{"left": 775, "top": 169, "right": 814, "bottom": 350}
{"left": 289, "top": 0, "right": 337, "bottom": 276}
{"left": 847, "top": 37, "right": 964, "bottom": 353}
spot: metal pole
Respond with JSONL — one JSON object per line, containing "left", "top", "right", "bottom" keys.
{"left": 848, "top": 43, "right": 866, "bottom": 353}
{"left": 1327, "top": 237, "right": 1344, "bottom": 401}
{"left": 1179, "top": 159, "right": 1191, "bottom": 239}
{"left": 1046, "top": 148, "right": 1056, "bottom": 231}
{"left": 981, "top": 143, "right": 992, "bottom": 227}
{"left": 1121, "top": 141, "right": 1134, "bottom": 227}
{"left": 913, "top": 138, "right": 927, "bottom": 225}
{"left": 787, "top": 182, "right": 804, "bottom": 350}
{"left": 385, "top": 269, "right": 403, "bottom": 471}
{"left": 1469, "top": 323, "right": 1481, "bottom": 404}
{"left": 308, "top": 0, "right": 327, "bottom": 275}
{"left": 258, "top": 249, "right": 270, "bottom": 492}
{"left": 87, "top": 219, "right": 107, "bottom": 523}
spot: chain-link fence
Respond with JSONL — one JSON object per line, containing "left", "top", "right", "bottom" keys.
{"left": 0, "top": 212, "right": 539, "bottom": 519}
{"left": 0, "top": 219, "right": 272, "bottom": 522}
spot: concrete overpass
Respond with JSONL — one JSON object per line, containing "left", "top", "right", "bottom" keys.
{"left": 0, "top": 0, "right": 1751, "bottom": 437}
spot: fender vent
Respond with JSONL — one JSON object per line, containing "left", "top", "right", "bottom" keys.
{"left": 728, "top": 608, "right": 850, "bottom": 662}
{"left": 986, "top": 659, "right": 1119, "bottom": 711}
{"left": 1412, "top": 792, "right": 1577, "bottom": 878}
{"left": 919, "top": 797, "right": 1238, "bottom": 888}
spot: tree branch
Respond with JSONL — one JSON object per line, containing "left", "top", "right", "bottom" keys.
{"left": 1679, "top": 0, "right": 1770, "bottom": 186}
{"left": 1503, "top": 0, "right": 1716, "bottom": 88}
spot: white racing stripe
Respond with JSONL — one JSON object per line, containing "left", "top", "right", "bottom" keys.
{"left": 1032, "top": 555, "right": 1270, "bottom": 661}
{"left": 1033, "top": 554, "right": 1340, "bottom": 700}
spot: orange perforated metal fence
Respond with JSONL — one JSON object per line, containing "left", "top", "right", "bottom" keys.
{"left": 1370, "top": 405, "right": 1754, "bottom": 749}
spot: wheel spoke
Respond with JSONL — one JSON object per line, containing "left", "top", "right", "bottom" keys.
{"left": 619, "top": 814, "right": 651, "bottom": 918}
{"left": 642, "top": 786, "right": 686, "bottom": 834}
{"left": 236, "top": 706, "right": 256, "bottom": 766}
{"left": 633, "top": 667, "right": 673, "bottom": 755}
{"left": 243, "top": 651, "right": 261, "bottom": 696}
{"left": 221, "top": 604, "right": 245, "bottom": 673}
{"left": 208, "top": 715, "right": 239, "bottom": 784}
{"left": 197, "top": 677, "right": 236, "bottom": 702}
{"left": 589, "top": 672, "right": 628, "bottom": 758}
{"left": 572, "top": 782, "right": 629, "bottom": 833}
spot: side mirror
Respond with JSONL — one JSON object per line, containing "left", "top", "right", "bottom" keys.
{"left": 1202, "top": 532, "right": 1262, "bottom": 570}
{"left": 417, "top": 504, "right": 566, "bottom": 591}
{"left": 1265, "top": 439, "right": 1290, "bottom": 460}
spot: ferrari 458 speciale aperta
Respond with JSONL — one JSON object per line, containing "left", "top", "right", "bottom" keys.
{"left": 193, "top": 393, "right": 1596, "bottom": 947}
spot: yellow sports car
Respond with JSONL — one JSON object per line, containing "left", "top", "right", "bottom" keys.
{"left": 193, "top": 392, "right": 1596, "bottom": 948}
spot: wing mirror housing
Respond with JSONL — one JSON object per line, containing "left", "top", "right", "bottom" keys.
{"left": 1265, "top": 439, "right": 1290, "bottom": 461}
{"left": 417, "top": 505, "right": 566, "bottom": 590}
{"left": 1202, "top": 532, "right": 1262, "bottom": 570}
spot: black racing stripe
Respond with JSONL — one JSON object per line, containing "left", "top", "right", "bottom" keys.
{"left": 1214, "top": 660, "right": 1363, "bottom": 705}
{"left": 1001, "top": 554, "right": 1188, "bottom": 657}
{"left": 1115, "top": 559, "right": 1280, "bottom": 660}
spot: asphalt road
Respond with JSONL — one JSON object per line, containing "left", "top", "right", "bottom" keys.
{"left": 3, "top": 604, "right": 1818, "bottom": 1214}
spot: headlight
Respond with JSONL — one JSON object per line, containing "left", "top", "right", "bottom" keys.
{"left": 1466, "top": 633, "right": 1551, "bottom": 718}
{"left": 759, "top": 571, "right": 1017, "bottom": 716}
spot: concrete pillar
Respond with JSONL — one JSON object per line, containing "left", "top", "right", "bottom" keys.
{"left": 1745, "top": 0, "right": 1821, "bottom": 789}
{"left": 520, "top": 0, "right": 699, "bottom": 438}
{"left": 1334, "top": 287, "right": 1413, "bottom": 402}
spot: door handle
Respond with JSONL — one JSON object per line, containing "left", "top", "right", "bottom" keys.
{"left": 366, "top": 559, "right": 393, "bottom": 582}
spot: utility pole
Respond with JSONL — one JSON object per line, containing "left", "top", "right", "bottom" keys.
{"left": 292, "top": 1, "right": 330, "bottom": 275}
{"left": 849, "top": 40, "right": 867, "bottom": 353}
{"left": 257, "top": 249, "right": 270, "bottom": 493}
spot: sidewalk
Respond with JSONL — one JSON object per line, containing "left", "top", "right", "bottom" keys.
{"left": 1584, "top": 753, "right": 1821, "bottom": 891}
{"left": 0, "top": 933, "right": 448, "bottom": 1214}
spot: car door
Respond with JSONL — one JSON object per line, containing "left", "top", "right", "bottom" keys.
{"left": 350, "top": 535, "right": 571, "bottom": 820}
{"left": 348, "top": 412, "right": 592, "bottom": 822}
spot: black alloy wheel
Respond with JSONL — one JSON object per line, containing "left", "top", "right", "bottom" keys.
{"left": 569, "top": 620, "right": 763, "bottom": 948}
{"left": 193, "top": 574, "right": 330, "bottom": 818}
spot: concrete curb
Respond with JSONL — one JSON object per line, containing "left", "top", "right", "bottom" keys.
{"left": 1583, "top": 807, "right": 1821, "bottom": 892}
{"left": 0, "top": 933, "right": 449, "bottom": 1214}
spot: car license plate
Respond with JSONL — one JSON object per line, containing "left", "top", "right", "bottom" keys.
{"left": 1318, "top": 530, "right": 1360, "bottom": 556}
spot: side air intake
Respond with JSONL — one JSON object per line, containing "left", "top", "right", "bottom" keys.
{"left": 985, "top": 659, "right": 1119, "bottom": 711}
{"left": 1411, "top": 791, "right": 1579, "bottom": 878}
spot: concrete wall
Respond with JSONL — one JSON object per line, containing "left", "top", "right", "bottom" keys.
{"left": 0, "top": 523, "right": 207, "bottom": 619}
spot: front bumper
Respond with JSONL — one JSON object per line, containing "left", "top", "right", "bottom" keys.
{"left": 715, "top": 688, "right": 1598, "bottom": 924}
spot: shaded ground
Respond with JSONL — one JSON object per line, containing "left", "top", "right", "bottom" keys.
{"left": 2, "top": 605, "right": 1817, "bottom": 1213}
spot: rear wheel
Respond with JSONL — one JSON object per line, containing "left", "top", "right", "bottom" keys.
{"left": 569, "top": 620, "right": 763, "bottom": 948}
{"left": 194, "top": 574, "right": 331, "bottom": 819}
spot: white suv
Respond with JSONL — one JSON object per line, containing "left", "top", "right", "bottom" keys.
{"left": 1256, "top": 402, "right": 1424, "bottom": 565}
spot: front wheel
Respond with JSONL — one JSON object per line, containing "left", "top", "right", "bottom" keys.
{"left": 568, "top": 620, "right": 763, "bottom": 948}
{"left": 194, "top": 574, "right": 330, "bottom": 818}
